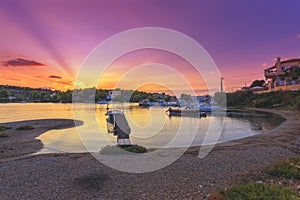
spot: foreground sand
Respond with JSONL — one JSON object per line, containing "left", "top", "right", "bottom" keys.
{"left": 0, "top": 109, "right": 299, "bottom": 199}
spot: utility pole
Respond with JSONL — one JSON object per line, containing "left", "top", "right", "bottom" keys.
{"left": 220, "top": 77, "right": 224, "bottom": 93}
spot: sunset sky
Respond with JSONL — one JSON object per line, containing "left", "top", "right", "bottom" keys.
{"left": 0, "top": 0, "right": 300, "bottom": 94}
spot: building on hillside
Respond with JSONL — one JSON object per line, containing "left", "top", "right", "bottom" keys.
{"left": 107, "top": 89, "right": 122, "bottom": 100}
{"left": 264, "top": 57, "right": 300, "bottom": 91}
{"left": 152, "top": 93, "right": 166, "bottom": 99}
{"left": 190, "top": 95, "right": 210, "bottom": 103}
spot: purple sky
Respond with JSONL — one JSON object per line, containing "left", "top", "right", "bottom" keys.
{"left": 0, "top": 0, "right": 300, "bottom": 92}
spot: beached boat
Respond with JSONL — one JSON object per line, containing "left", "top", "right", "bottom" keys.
{"left": 166, "top": 107, "right": 207, "bottom": 117}
{"left": 106, "top": 110, "right": 131, "bottom": 146}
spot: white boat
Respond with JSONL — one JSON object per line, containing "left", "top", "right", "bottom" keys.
{"left": 195, "top": 103, "right": 219, "bottom": 112}
{"left": 139, "top": 99, "right": 155, "bottom": 107}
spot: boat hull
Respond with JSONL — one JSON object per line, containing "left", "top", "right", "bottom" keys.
{"left": 166, "top": 108, "right": 207, "bottom": 117}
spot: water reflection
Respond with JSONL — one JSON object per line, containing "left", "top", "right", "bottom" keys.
{"left": 0, "top": 103, "right": 285, "bottom": 153}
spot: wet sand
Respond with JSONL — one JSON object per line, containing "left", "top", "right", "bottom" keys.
{"left": 0, "top": 109, "right": 299, "bottom": 199}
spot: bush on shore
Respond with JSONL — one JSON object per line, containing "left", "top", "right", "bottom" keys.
{"left": 0, "top": 132, "right": 9, "bottom": 137}
{"left": 216, "top": 90, "right": 300, "bottom": 111}
{"left": 264, "top": 156, "right": 300, "bottom": 180}
{"left": 209, "top": 182, "right": 299, "bottom": 200}
{"left": 0, "top": 125, "right": 11, "bottom": 131}
{"left": 100, "top": 145, "right": 147, "bottom": 154}
{"left": 16, "top": 125, "right": 34, "bottom": 130}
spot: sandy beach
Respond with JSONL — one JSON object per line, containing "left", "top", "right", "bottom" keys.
{"left": 0, "top": 109, "right": 299, "bottom": 199}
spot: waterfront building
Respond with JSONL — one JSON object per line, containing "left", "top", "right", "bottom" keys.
{"left": 264, "top": 57, "right": 300, "bottom": 91}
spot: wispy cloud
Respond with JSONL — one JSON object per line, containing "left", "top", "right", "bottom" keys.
{"left": 55, "top": 80, "right": 73, "bottom": 86}
{"left": 50, "top": 79, "right": 73, "bottom": 86}
{"left": 297, "top": 34, "right": 300, "bottom": 38}
{"left": 2, "top": 58, "right": 45, "bottom": 67}
{"left": 0, "top": 77, "right": 22, "bottom": 81}
{"left": 49, "top": 75, "right": 62, "bottom": 79}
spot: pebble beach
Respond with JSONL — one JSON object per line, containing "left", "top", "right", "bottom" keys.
{"left": 0, "top": 109, "right": 299, "bottom": 199}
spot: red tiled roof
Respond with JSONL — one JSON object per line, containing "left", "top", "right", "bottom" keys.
{"left": 280, "top": 58, "right": 300, "bottom": 64}
{"left": 264, "top": 58, "right": 300, "bottom": 71}
{"left": 264, "top": 65, "right": 276, "bottom": 71}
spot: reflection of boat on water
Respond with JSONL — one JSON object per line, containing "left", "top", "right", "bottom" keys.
{"left": 106, "top": 110, "right": 131, "bottom": 146}
{"left": 195, "top": 103, "right": 219, "bottom": 112}
{"left": 166, "top": 107, "right": 207, "bottom": 117}
{"left": 139, "top": 99, "right": 155, "bottom": 107}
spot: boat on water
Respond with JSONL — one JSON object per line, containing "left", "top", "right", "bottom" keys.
{"left": 161, "top": 101, "right": 180, "bottom": 107}
{"left": 195, "top": 103, "right": 219, "bottom": 112}
{"left": 166, "top": 107, "right": 207, "bottom": 117}
{"left": 98, "top": 100, "right": 108, "bottom": 104}
{"left": 139, "top": 99, "right": 155, "bottom": 107}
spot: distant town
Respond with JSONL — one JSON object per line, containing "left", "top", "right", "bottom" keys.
{"left": 0, "top": 84, "right": 216, "bottom": 106}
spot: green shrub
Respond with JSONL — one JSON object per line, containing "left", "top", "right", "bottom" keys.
{"left": 100, "top": 145, "right": 147, "bottom": 154}
{"left": 16, "top": 125, "right": 34, "bottom": 130}
{"left": 264, "top": 156, "right": 300, "bottom": 180}
{"left": 0, "top": 132, "right": 9, "bottom": 137}
{"left": 225, "top": 90, "right": 300, "bottom": 111}
{"left": 296, "top": 96, "right": 300, "bottom": 112}
{"left": 122, "top": 145, "right": 147, "bottom": 153}
{"left": 210, "top": 182, "right": 299, "bottom": 200}
{"left": 0, "top": 125, "right": 11, "bottom": 131}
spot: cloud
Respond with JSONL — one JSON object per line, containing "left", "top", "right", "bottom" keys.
{"left": 55, "top": 80, "right": 73, "bottom": 86}
{"left": 2, "top": 58, "right": 45, "bottom": 67}
{"left": 50, "top": 79, "right": 73, "bottom": 86}
{"left": 298, "top": 34, "right": 300, "bottom": 38}
{"left": 49, "top": 75, "right": 62, "bottom": 79}
{"left": 0, "top": 77, "right": 21, "bottom": 81}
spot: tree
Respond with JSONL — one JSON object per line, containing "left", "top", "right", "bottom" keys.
{"left": 0, "top": 88, "right": 9, "bottom": 102}
{"left": 60, "top": 90, "right": 72, "bottom": 103}
{"left": 96, "top": 89, "right": 109, "bottom": 101}
{"left": 214, "top": 92, "right": 226, "bottom": 107}
{"left": 31, "top": 91, "right": 41, "bottom": 100}
{"left": 41, "top": 92, "right": 51, "bottom": 102}
{"left": 180, "top": 93, "right": 191, "bottom": 101}
{"left": 164, "top": 96, "right": 171, "bottom": 102}
{"left": 285, "top": 66, "right": 300, "bottom": 78}
{"left": 52, "top": 92, "right": 61, "bottom": 102}
{"left": 250, "top": 80, "right": 265, "bottom": 88}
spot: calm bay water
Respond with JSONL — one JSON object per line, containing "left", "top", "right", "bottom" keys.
{"left": 0, "top": 103, "right": 284, "bottom": 153}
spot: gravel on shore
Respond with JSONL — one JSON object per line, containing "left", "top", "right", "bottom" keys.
{"left": 0, "top": 109, "right": 299, "bottom": 199}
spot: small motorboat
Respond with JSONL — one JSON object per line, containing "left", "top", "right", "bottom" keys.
{"left": 139, "top": 99, "right": 155, "bottom": 107}
{"left": 98, "top": 100, "right": 108, "bottom": 104}
{"left": 161, "top": 101, "right": 180, "bottom": 107}
{"left": 195, "top": 103, "right": 219, "bottom": 112}
{"left": 166, "top": 107, "right": 207, "bottom": 117}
